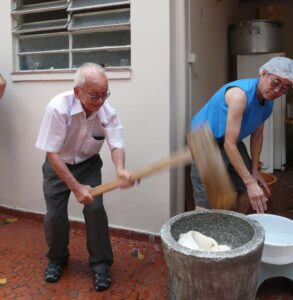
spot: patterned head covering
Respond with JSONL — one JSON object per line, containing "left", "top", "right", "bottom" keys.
{"left": 259, "top": 56, "right": 293, "bottom": 85}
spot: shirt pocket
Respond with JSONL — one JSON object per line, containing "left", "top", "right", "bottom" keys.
{"left": 81, "top": 136, "right": 105, "bottom": 156}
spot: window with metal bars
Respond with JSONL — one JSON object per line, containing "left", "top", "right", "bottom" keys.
{"left": 11, "top": 0, "right": 131, "bottom": 71}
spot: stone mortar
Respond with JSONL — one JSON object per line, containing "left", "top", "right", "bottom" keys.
{"left": 160, "top": 210, "right": 265, "bottom": 300}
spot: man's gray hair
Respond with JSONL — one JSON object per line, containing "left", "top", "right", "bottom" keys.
{"left": 74, "top": 63, "right": 105, "bottom": 87}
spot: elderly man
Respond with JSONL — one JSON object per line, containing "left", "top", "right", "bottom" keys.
{"left": 36, "top": 63, "right": 134, "bottom": 291}
{"left": 191, "top": 56, "right": 293, "bottom": 214}
{"left": 0, "top": 74, "right": 6, "bottom": 99}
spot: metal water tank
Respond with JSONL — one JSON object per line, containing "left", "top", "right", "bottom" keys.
{"left": 229, "top": 20, "right": 283, "bottom": 55}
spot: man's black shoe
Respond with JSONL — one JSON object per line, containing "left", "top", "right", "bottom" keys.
{"left": 44, "top": 262, "right": 64, "bottom": 283}
{"left": 94, "top": 269, "right": 112, "bottom": 291}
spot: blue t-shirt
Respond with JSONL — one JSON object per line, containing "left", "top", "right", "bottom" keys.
{"left": 191, "top": 78, "right": 274, "bottom": 142}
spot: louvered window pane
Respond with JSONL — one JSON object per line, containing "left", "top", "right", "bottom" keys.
{"left": 73, "top": 50, "right": 130, "bottom": 68}
{"left": 73, "top": 30, "right": 130, "bottom": 48}
{"left": 14, "top": 19, "right": 68, "bottom": 34}
{"left": 68, "top": 0, "right": 129, "bottom": 11}
{"left": 22, "top": 9, "right": 67, "bottom": 23}
{"left": 12, "top": 0, "right": 67, "bottom": 15}
{"left": 23, "top": 0, "right": 63, "bottom": 5}
{"left": 68, "top": 9, "right": 130, "bottom": 31}
{"left": 19, "top": 34, "right": 68, "bottom": 52}
{"left": 20, "top": 53, "right": 69, "bottom": 70}
{"left": 13, "top": 7, "right": 68, "bottom": 34}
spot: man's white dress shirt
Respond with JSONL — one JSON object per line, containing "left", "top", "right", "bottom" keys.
{"left": 36, "top": 90, "right": 123, "bottom": 164}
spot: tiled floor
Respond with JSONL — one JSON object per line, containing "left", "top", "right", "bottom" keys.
{"left": 0, "top": 166, "right": 293, "bottom": 299}
{"left": 0, "top": 212, "right": 167, "bottom": 299}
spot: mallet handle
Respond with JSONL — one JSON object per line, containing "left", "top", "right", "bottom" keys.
{"left": 90, "top": 148, "right": 192, "bottom": 197}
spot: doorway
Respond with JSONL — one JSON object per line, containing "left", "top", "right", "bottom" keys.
{"left": 184, "top": 0, "right": 239, "bottom": 211}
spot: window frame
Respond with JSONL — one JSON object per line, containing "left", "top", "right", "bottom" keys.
{"left": 11, "top": 0, "right": 132, "bottom": 79}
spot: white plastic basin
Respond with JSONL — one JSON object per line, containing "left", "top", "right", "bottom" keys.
{"left": 248, "top": 214, "right": 293, "bottom": 265}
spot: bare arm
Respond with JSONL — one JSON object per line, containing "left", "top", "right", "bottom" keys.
{"left": 250, "top": 124, "right": 264, "bottom": 173}
{"left": 224, "top": 88, "right": 267, "bottom": 213}
{"left": 250, "top": 124, "right": 271, "bottom": 196}
{"left": 47, "top": 152, "right": 93, "bottom": 204}
{"left": 0, "top": 74, "right": 6, "bottom": 99}
{"left": 111, "top": 148, "right": 135, "bottom": 188}
{"left": 224, "top": 88, "right": 254, "bottom": 185}
{"left": 111, "top": 148, "right": 125, "bottom": 174}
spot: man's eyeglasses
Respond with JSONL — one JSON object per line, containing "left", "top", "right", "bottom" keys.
{"left": 79, "top": 87, "right": 111, "bottom": 102}
{"left": 268, "top": 74, "right": 291, "bottom": 94}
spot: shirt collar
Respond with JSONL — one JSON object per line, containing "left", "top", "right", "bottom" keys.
{"left": 70, "top": 96, "right": 84, "bottom": 116}
{"left": 70, "top": 95, "right": 99, "bottom": 119}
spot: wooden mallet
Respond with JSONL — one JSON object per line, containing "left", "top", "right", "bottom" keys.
{"left": 90, "top": 125, "right": 235, "bottom": 210}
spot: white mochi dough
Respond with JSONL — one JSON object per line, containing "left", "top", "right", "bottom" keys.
{"left": 177, "top": 231, "right": 200, "bottom": 250}
{"left": 178, "top": 231, "right": 231, "bottom": 252}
